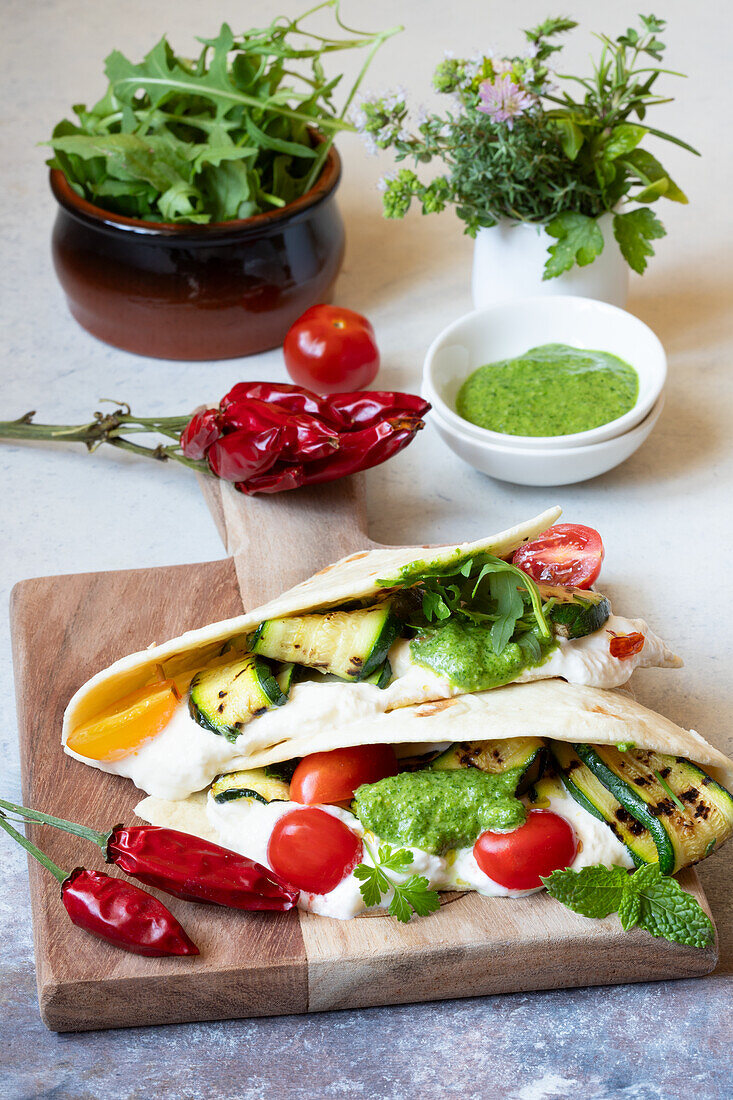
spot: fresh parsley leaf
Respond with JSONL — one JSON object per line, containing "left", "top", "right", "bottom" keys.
{"left": 542, "top": 863, "right": 715, "bottom": 948}
{"left": 541, "top": 864, "right": 629, "bottom": 918}
{"left": 613, "top": 209, "right": 666, "bottom": 274}
{"left": 622, "top": 148, "right": 688, "bottom": 204}
{"left": 355, "top": 841, "right": 440, "bottom": 922}
{"left": 544, "top": 212, "right": 604, "bottom": 279}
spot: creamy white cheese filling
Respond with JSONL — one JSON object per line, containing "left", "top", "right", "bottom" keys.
{"left": 200, "top": 785, "right": 634, "bottom": 921}
{"left": 66, "top": 613, "right": 678, "bottom": 799}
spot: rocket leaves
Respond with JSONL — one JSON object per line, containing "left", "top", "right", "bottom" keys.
{"left": 46, "top": 2, "right": 400, "bottom": 223}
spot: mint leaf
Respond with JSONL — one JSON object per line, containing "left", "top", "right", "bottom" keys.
{"left": 544, "top": 213, "right": 604, "bottom": 279}
{"left": 617, "top": 888, "right": 641, "bottom": 930}
{"left": 613, "top": 209, "right": 666, "bottom": 274}
{"left": 627, "top": 863, "right": 715, "bottom": 948}
{"left": 542, "top": 864, "right": 629, "bottom": 918}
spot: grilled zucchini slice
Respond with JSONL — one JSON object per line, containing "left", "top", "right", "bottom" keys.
{"left": 432, "top": 736, "right": 546, "bottom": 793}
{"left": 189, "top": 653, "right": 287, "bottom": 743}
{"left": 539, "top": 584, "right": 611, "bottom": 639}
{"left": 550, "top": 741, "right": 658, "bottom": 867}
{"left": 211, "top": 768, "right": 290, "bottom": 805}
{"left": 364, "top": 659, "right": 392, "bottom": 689}
{"left": 575, "top": 744, "right": 733, "bottom": 873}
{"left": 251, "top": 602, "right": 400, "bottom": 681}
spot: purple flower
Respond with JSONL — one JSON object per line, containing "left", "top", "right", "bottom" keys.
{"left": 477, "top": 77, "right": 534, "bottom": 129}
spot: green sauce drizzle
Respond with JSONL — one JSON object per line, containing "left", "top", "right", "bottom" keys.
{"left": 354, "top": 768, "right": 526, "bottom": 855}
{"left": 456, "top": 342, "right": 639, "bottom": 437}
{"left": 409, "top": 619, "right": 555, "bottom": 692}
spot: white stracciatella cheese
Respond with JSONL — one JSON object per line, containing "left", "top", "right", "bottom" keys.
{"left": 66, "top": 614, "right": 678, "bottom": 800}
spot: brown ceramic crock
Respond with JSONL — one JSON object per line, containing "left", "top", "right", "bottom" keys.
{"left": 49, "top": 145, "right": 345, "bottom": 360}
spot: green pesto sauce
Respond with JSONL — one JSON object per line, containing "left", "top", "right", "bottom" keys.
{"left": 353, "top": 767, "right": 526, "bottom": 854}
{"left": 456, "top": 342, "right": 639, "bottom": 437}
{"left": 409, "top": 619, "right": 555, "bottom": 692}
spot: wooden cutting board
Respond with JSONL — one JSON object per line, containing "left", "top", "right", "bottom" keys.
{"left": 10, "top": 475, "right": 718, "bottom": 1032}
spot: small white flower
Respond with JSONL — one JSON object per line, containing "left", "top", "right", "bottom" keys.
{"left": 416, "top": 105, "right": 429, "bottom": 127}
{"left": 398, "top": 128, "right": 412, "bottom": 142}
{"left": 360, "top": 132, "right": 379, "bottom": 156}
{"left": 377, "top": 170, "right": 397, "bottom": 192}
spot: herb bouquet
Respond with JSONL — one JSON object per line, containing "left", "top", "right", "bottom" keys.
{"left": 354, "top": 15, "right": 696, "bottom": 304}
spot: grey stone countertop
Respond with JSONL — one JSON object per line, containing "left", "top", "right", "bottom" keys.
{"left": 1, "top": 0, "right": 731, "bottom": 1096}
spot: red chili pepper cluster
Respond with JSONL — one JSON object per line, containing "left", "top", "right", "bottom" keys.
{"left": 0, "top": 797, "right": 300, "bottom": 960}
{"left": 181, "top": 382, "right": 430, "bottom": 495}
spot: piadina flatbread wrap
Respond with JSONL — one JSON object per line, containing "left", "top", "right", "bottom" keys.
{"left": 134, "top": 679, "right": 733, "bottom": 920}
{"left": 60, "top": 507, "right": 732, "bottom": 924}
{"left": 63, "top": 507, "right": 680, "bottom": 800}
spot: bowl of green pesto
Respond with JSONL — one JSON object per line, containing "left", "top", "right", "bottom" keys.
{"left": 423, "top": 296, "right": 666, "bottom": 449}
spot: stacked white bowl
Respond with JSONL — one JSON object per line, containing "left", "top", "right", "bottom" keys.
{"left": 422, "top": 296, "right": 666, "bottom": 486}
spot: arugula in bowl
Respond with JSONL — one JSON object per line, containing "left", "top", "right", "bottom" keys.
{"left": 46, "top": 1, "right": 399, "bottom": 224}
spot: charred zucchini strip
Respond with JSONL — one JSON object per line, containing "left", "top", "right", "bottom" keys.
{"left": 550, "top": 741, "right": 658, "bottom": 867}
{"left": 432, "top": 737, "right": 546, "bottom": 793}
{"left": 211, "top": 768, "right": 290, "bottom": 804}
{"left": 189, "top": 653, "right": 287, "bottom": 743}
{"left": 585, "top": 744, "right": 733, "bottom": 873}
{"left": 538, "top": 584, "right": 611, "bottom": 640}
{"left": 251, "top": 602, "right": 400, "bottom": 681}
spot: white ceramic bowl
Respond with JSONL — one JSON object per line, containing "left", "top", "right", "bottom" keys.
{"left": 423, "top": 296, "right": 666, "bottom": 449}
{"left": 429, "top": 393, "right": 665, "bottom": 487}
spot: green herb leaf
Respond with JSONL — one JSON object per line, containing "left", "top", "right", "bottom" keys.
{"left": 542, "top": 864, "right": 629, "bottom": 918}
{"left": 544, "top": 212, "right": 604, "bottom": 279}
{"left": 628, "top": 863, "right": 715, "bottom": 948}
{"left": 356, "top": 841, "right": 440, "bottom": 922}
{"left": 613, "top": 208, "right": 666, "bottom": 274}
{"left": 542, "top": 863, "right": 715, "bottom": 948}
{"left": 622, "top": 148, "right": 688, "bottom": 204}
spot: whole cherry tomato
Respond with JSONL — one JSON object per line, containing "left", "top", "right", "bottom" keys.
{"left": 267, "top": 808, "right": 363, "bottom": 894}
{"left": 512, "top": 523, "right": 604, "bottom": 589}
{"left": 290, "top": 745, "right": 399, "bottom": 805}
{"left": 473, "top": 810, "right": 578, "bottom": 891}
{"left": 283, "top": 304, "right": 380, "bottom": 393}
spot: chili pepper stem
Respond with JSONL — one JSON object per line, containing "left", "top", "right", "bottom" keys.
{"left": 0, "top": 797, "right": 109, "bottom": 850}
{"left": 0, "top": 811, "right": 67, "bottom": 884}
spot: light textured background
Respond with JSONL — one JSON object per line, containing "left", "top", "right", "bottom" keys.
{"left": 1, "top": 1, "right": 732, "bottom": 1096}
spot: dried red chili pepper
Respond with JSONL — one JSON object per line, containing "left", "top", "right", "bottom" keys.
{"left": 609, "top": 631, "right": 645, "bottom": 659}
{"left": 0, "top": 811, "right": 198, "bottom": 958}
{"left": 179, "top": 408, "right": 222, "bottom": 460}
{"left": 3, "top": 384, "right": 430, "bottom": 495}
{"left": 107, "top": 825, "right": 299, "bottom": 911}
{"left": 61, "top": 867, "right": 199, "bottom": 957}
{"left": 327, "top": 391, "right": 431, "bottom": 429}
{"left": 221, "top": 398, "right": 340, "bottom": 462}
{"left": 238, "top": 414, "right": 426, "bottom": 495}
{"left": 0, "top": 798, "right": 300, "bottom": 912}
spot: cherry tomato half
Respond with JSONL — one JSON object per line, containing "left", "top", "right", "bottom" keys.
{"left": 267, "top": 808, "right": 363, "bottom": 894}
{"left": 473, "top": 810, "right": 578, "bottom": 891}
{"left": 283, "top": 304, "right": 380, "bottom": 393}
{"left": 512, "top": 523, "right": 604, "bottom": 589}
{"left": 290, "top": 744, "right": 399, "bottom": 805}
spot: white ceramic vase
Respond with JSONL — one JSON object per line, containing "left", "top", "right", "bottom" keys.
{"left": 471, "top": 212, "right": 629, "bottom": 309}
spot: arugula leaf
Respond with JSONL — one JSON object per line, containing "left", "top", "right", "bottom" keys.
{"left": 542, "top": 863, "right": 715, "bottom": 948}
{"left": 613, "top": 208, "right": 666, "bottom": 274}
{"left": 46, "top": 8, "right": 399, "bottom": 223}
{"left": 544, "top": 212, "right": 604, "bottom": 279}
{"left": 355, "top": 842, "right": 440, "bottom": 922}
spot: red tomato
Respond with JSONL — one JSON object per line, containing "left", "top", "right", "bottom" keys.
{"left": 609, "top": 632, "right": 645, "bottom": 659}
{"left": 512, "top": 523, "right": 604, "bottom": 589}
{"left": 290, "top": 744, "right": 399, "bottom": 805}
{"left": 473, "top": 810, "right": 578, "bottom": 891}
{"left": 283, "top": 304, "right": 380, "bottom": 393}
{"left": 267, "top": 808, "right": 363, "bottom": 894}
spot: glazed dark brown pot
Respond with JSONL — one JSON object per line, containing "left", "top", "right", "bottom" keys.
{"left": 50, "top": 146, "right": 345, "bottom": 360}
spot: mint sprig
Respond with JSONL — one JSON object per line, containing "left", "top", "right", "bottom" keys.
{"left": 354, "top": 841, "right": 440, "bottom": 922}
{"left": 542, "top": 863, "right": 715, "bottom": 948}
